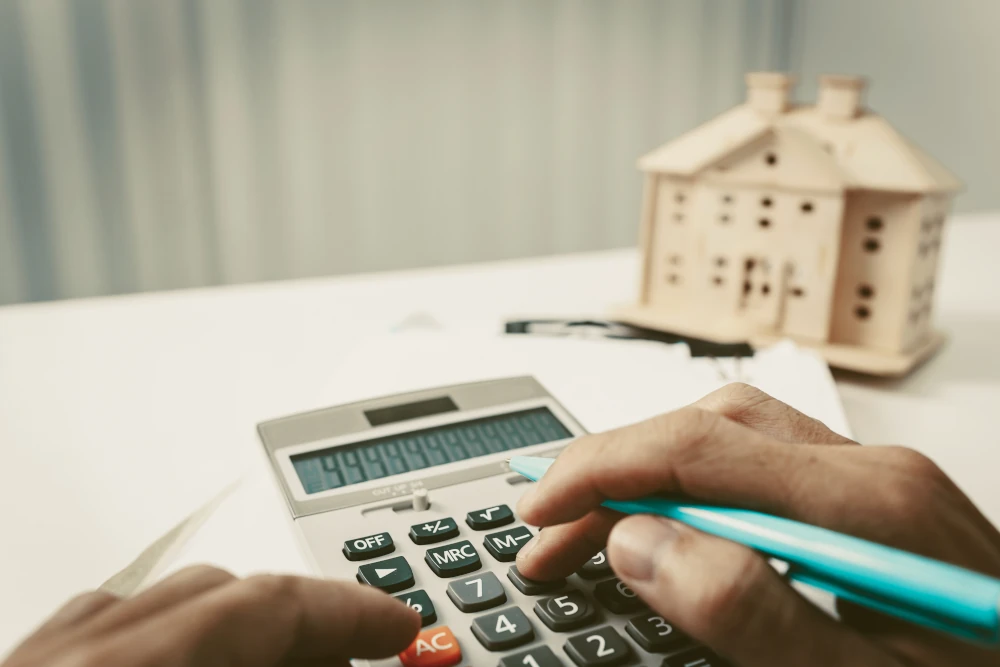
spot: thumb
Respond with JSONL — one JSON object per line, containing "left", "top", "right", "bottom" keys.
{"left": 606, "top": 515, "right": 893, "bottom": 667}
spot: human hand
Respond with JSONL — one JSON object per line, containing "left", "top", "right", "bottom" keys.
{"left": 516, "top": 383, "right": 1000, "bottom": 666}
{"left": 2, "top": 566, "right": 420, "bottom": 667}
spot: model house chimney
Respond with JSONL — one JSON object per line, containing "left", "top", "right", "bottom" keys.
{"left": 817, "top": 75, "right": 867, "bottom": 120}
{"left": 745, "top": 72, "right": 794, "bottom": 114}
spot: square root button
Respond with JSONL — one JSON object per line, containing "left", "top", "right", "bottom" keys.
{"left": 425, "top": 540, "right": 482, "bottom": 578}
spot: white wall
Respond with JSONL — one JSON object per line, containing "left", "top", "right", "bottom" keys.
{"left": 0, "top": 0, "right": 791, "bottom": 305}
{"left": 787, "top": 0, "right": 1000, "bottom": 213}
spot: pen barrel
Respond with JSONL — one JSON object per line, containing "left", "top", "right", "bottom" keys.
{"left": 604, "top": 499, "right": 1000, "bottom": 645}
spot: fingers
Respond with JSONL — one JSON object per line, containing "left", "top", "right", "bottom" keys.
{"left": 30, "top": 591, "right": 120, "bottom": 636}
{"left": 607, "top": 515, "right": 896, "bottom": 667}
{"left": 93, "top": 575, "right": 420, "bottom": 665}
{"left": 691, "top": 383, "right": 855, "bottom": 445}
{"left": 518, "top": 406, "right": 816, "bottom": 528}
{"left": 516, "top": 508, "right": 618, "bottom": 581}
{"left": 76, "top": 565, "right": 237, "bottom": 636}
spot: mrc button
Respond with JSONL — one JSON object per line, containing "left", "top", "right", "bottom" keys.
{"left": 356, "top": 555, "right": 414, "bottom": 593}
{"left": 342, "top": 532, "right": 394, "bottom": 561}
{"left": 425, "top": 540, "right": 482, "bottom": 577}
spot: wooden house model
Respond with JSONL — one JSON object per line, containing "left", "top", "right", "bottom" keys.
{"left": 614, "top": 73, "right": 962, "bottom": 376}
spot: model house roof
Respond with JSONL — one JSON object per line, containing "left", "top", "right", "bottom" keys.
{"left": 639, "top": 74, "right": 962, "bottom": 194}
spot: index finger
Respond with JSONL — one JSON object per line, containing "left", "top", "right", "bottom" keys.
{"left": 88, "top": 575, "right": 421, "bottom": 665}
{"left": 516, "top": 405, "right": 827, "bottom": 529}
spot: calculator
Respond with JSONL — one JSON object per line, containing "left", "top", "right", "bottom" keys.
{"left": 257, "top": 376, "right": 727, "bottom": 667}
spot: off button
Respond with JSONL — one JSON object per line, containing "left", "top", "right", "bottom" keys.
{"left": 342, "top": 531, "right": 394, "bottom": 561}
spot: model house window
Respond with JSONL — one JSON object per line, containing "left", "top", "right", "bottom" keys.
{"left": 801, "top": 201, "right": 814, "bottom": 213}
{"left": 759, "top": 218, "right": 771, "bottom": 228}
{"left": 866, "top": 216, "right": 883, "bottom": 231}
{"left": 761, "top": 196, "right": 773, "bottom": 207}
{"left": 855, "top": 305, "right": 871, "bottom": 319}
{"left": 765, "top": 152, "right": 778, "bottom": 166}
{"left": 863, "top": 238, "right": 880, "bottom": 253}
{"left": 857, "top": 284, "right": 874, "bottom": 298}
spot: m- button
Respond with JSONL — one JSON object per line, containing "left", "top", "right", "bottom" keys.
{"left": 425, "top": 539, "right": 482, "bottom": 577}
{"left": 342, "top": 531, "right": 394, "bottom": 561}
{"left": 398, "top": 626, "right": 462, "bottom": 667}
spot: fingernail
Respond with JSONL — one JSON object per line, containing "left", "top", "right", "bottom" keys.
{"left": 518, "top": 535, "right": 540, "bottom": 561}
{"left": 517, "top": 486, "right": 539, "bottom": 514}
{"left": 608, "top": 516, "right": 678, "bottom": 582}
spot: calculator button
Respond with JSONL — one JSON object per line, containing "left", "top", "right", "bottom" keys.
{"left": 410, "top": 517, "right": 460, "bottom": 545}
{"left": 533, "top": 590, "right": 597, "bottom": 632}
{"left": 563, "top": 626, "right": 632, "bottom": 667}
{"left": 425, "top": 540, "right": 482, "bottom": 577}
{"left": 395, "top": 589, "right": 437, "bottom": 627}
{"left": 498, "top": 645, "right": 564, "bottom": 667}
{"left": 471, "top": 606, "right": 535, "bottom": 651}
{"left": 356, "top": 555, "right": 414, "bottom": 593}
{"left": 446, "top": 571, "right": 507, "bottom": 612}
{"left": 576, "top": 550, "right": 612, "bottom": 580}
{"left": 625, "top": 613, "right": 692, "bottom": 653}
{"left": 661, "top": 646, "right": 730, "bottom": 667}
{"left": 593, "top": 578, "right": 646, "bottom": 614}
{"left": 484, "top": 525, "right": 534, "bottom": 562}
{"left": 466, "top": 504, "right": 515, "bottom": 530}
{"left": 342, "top": 531, "right": 394, "bottom": 561}
{"left": 507, "top": 565, "right": 565, "bottom": 595}
{"left": 398, "top": 626, "right": 462, "bottom": 667}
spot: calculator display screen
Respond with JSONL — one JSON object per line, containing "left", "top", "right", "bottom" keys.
{"left": 290, "top": 407, "right": 572, "bottom": 494}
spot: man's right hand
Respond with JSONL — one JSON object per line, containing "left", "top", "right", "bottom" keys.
{"left": 516, "top": 383, "right": 1000, "bottom": 666}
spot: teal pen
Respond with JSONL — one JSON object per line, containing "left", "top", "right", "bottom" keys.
{"left": 507, "top": 455, "right": 1000, "bottom": 647}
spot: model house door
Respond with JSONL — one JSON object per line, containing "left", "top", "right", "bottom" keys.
{"left": 738, "top": 256, "right": 782, "bottom": 331}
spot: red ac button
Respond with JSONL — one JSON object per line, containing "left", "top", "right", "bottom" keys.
{"left": 398, "top": 626, "right": 462, "bottom": 667}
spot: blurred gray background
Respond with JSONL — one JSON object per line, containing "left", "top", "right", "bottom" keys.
{"left": 0, "top": 0, "right": 996, "bottom": 305}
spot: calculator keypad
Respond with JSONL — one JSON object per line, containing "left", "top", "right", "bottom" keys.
{"left": 410, "top": 517, "right": 460, "bottom": 545}
{"left": 484, "top": 525, "right": 534, "bottom": 562}
{"left": 471, "top": 606, "right": 536, "bottom": 651}
{"left": 446, "top": 571, "right": 507, "bottom": 612}
{"left": 594, "top": 578, "right": 647, "bottom": 614}
{"left": 395, "top": 589, "right": 437, "bottom": 627}
{"left": 564, "top": 626, "right": 632, "bottom": 666}
{"left": 533, "top": 590, "right": 598, "bottom": 632}
{"left": 466, "top": 504, "right": 515, "bottom": 530}
{"left": 425, "top": 540, "right": 482, "bottom": 577}
{"left": 338, "top": 499, "right": 690, "bottom": 665}
{"left": 356, "top": 555, "right": 414, "bottom": 593}
{"left": 625, "top": 613, "right": 692, "bottom": 653}
{"left": 507, "top": 565, "right": 566, "bottom": 595}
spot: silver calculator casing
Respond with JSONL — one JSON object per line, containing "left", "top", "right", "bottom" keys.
{"left": 257, "top": 376, "right": 664, "bottom": 666}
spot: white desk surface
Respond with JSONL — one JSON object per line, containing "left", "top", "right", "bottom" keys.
{"left": 1, "top": 212, "right": 998, "bottom": 652}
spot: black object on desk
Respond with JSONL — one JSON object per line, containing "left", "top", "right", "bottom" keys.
{"left": 504, "top": 319, "right": 754, "bottom": 358}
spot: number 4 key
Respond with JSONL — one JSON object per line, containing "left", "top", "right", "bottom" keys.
{"left": 470, "top": 606, "right": 535, "bottom": 651}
